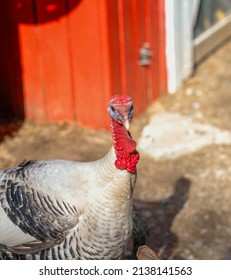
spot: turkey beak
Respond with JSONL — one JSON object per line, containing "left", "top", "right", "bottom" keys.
{"left": 124, "top": 119, "right": 130, "bottom": 131}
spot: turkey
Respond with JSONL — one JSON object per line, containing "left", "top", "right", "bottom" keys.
{"left": 0, "top": 94, "right": 140, "bottom": 260}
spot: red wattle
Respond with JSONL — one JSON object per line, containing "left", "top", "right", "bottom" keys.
{"left": 111, "top": 119, "right": 140, "bottom": 173}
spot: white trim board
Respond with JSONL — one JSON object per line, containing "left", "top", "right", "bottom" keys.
{"left": 165, "top": 0, "right": 200, "bottom": 93}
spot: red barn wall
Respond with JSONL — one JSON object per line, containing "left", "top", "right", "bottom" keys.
{"left": 0, "top": 0, "right": 167, "bottom": 129}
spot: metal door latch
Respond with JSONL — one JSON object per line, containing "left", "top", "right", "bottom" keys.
{"left": 139, "top": 43, "right": 152, "bottom": 66}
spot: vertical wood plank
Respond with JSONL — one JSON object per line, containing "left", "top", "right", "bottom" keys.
{"left": 17, "top": 0, "right": 46, "bottom": 121}
{"left": 117, "top": 0, "right": 147, "bottom": 114}
{"left": 35, "top": 0, "right": 75, "bottom": 122}
{"left": 97, "top": 0, "right": 122, "bottom": 128}
{"left": 157, "top": 0, "right": 167, "bottom": 95}
{"left": 0, "top": 0, "right": 25, "bottom": 120}
{"left": 131, "top": 0, "right": 147, "bottom": 112}
{"left": 117, "top": 0, "right": 127, "bottom": 95}
{"left": 146, "top": 0, "right": 159, "bottom": 101}
{"left": 68, "top": 0, "right": 113, "bottom": 128}
{"left": 0, "top": 1, "right": 14, "bottom": 119}
{"left": 104, "top": 0, "right": 121, "bottom": 96}
{"left": 148, "top": 0, "right": 167, "bottom": 99}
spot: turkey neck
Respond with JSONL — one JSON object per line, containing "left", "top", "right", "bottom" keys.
{"left": 111, "top": 119, "right": 140, "bottom": 173}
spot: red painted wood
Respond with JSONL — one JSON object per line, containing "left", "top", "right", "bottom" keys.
{"left": 97, "top": 0, "right": 122, "bottom": 128}
{"left": 0, "top": 0, "right": 167, "bottom": 128}
{"left": 0, "top": 0, "right": 24, "bottom": 120}
{"left": 0, "top": 2, "right": 13, "bottom": 118}
{"left": 117, "top": 0, "right": 127, "bottom": 95}
{"left": 157, "top": 0, "right": 167, "bottom": 95}
{"left": 130, "top": 0, "right": 147, "bottom": 112}
{"left": 117, "top": 0, "right": 167, "bottom": 114}
{"left": 104, "top": 0, "right": 121, "bottom": 96}
{"left": 146, "top": 0, "right": 159, "bottom": 102}
{"left": 147, "top": 0, "right": 167, "bottom": 98}
{"left": 35, "top": 0, "right": 75, "bottom": 122}
{"left": 117, "top": 0, "right": 153, "bottom": 114}
{"left": 68, "top": 0, "right": 116, "bottom": 128}
{"left": 16, "top": 0, "right": 46, "bottom": 121}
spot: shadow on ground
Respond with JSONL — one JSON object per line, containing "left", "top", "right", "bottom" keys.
{"left": 126, "top": 177, "right": 191, "bottom": 259}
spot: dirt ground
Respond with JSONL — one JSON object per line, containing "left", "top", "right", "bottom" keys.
{"left": 1, "top": 40, "right": 231, "bottom": 260}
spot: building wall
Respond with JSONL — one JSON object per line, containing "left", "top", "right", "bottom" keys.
{"left": 0, "top": 0, "right": 167, "bottom": 128}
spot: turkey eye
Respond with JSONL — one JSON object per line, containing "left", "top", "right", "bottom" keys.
{"left": 110, "top": 106, "right": 116, "bottom": 112}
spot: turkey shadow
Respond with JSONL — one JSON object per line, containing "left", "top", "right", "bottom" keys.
{"left": 126, "top": 177, "right": 191, "bottom": 259}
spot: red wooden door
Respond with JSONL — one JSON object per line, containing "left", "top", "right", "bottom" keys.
{"left": 67, "top": 0, "right": 167, "bottom": 127}
{"left": 0, "top": 0, "right": 166, "bottom": 128}
{"left": 117, "top": 0, "right": 167, "bottom": 114}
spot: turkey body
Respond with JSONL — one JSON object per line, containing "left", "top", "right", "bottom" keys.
{"left": 0, "top": 149, "right": 136, "bottom": 259}
{"left": 0, "top": 94, "right": 139, "bottom": 260}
